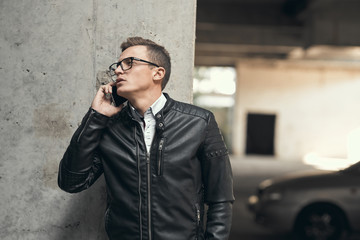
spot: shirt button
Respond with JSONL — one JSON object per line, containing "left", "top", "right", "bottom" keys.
{"left": 158, "top": 122, "right": 164, "bottom": 128}
{"left": 156, "top": 113, "right": 162, "bottom": 119}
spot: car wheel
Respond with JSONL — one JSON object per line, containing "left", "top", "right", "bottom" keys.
{"left": 293, "top": 204, "right": 349, "bottom": 240}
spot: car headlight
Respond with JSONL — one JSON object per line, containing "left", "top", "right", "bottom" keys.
{"left": 267, "top": 192, "right": 282, "bottom": 201}
{"left": 263, "top": 191, "right": 283, "bottom": 201}
{"left": 259, "top": 179, "right": 273, "bottom": 189}
{"left": 248, "top": 195, "right": 259, "bottom": 205}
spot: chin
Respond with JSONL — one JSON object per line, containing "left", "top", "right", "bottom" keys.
{"left": 116, "top": 88, "right": 131, "bottom": 99}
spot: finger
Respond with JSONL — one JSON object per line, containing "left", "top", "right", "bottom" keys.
{"left": 103, "top": 84, "right": 110, "bottom": 95}
{"left": 99, "top": 84, "right": 106, "bottom": 93}
{"left": 103, "top": 83, "right": 113, "bottom": 94}
{"left": 95, "top": 86, "right": 105, "bottom": 98}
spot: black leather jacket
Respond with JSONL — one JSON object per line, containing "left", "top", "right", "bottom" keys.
{"left": 58, "top": 94, "right": 234, "bottom": 240}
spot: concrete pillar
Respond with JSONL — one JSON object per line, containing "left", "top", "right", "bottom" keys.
{"left": 0, "top": 0, "right": 196, "bottom": 239}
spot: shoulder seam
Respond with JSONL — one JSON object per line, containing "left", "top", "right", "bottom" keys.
{"left": 170, "top": 101, "right": 210, "bottom": 121}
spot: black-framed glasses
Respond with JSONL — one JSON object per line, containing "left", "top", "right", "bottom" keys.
{"left": 108, "top": 57, "right": 159, "bottom": 76}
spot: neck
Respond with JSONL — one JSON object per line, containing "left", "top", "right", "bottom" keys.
{"left": 128, "top": 91, "right": 162, "bottom": 116}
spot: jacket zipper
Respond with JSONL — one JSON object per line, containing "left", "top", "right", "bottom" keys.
{"left": 104, "top": 205, "right": 111, "bottom": 234}
{"left": 134, "top": 117, "right": 153, "bottom": 240}
{"left": 76, "top": 109, "right": 94, "bottom": 143}
{"left": 135, "top": 126, "right": 143, "bottom": 240}
{"left": 157, "top": 138, "right": 164, "bottom": 176}
{"left": 195, "top": 203, "right": 201, "bottom": 240}
{"left": 146, "top": 152, "right": 152, "bottom": 240}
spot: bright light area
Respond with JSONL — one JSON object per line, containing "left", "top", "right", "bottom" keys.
{"left": 195, "top": 95, "right": 235, "bottom": 108}
{"left": 193, "top": 67, "right": 236, "bottom": 107}
{"left": 347, "top": 127, "right": 360, "bottom": 161}
{"left": 193, "top": 67, "right": 236, "bottom": 95}
{"left": 303, "top": 127, "right": 360, "bottom": 171}
{"left": 303, "top": 153, "right": 356, "bottom": 171}
{"left": 289, "top": 46, "right": 360, "bottom": 60}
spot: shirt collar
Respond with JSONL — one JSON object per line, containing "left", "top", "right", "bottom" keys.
{"left": 150, "top": 93, "right": 167, "bottom": 115}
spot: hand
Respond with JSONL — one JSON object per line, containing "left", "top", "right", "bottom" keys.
{"left": 91, "top": 83, "right": 123, "bottom": 117}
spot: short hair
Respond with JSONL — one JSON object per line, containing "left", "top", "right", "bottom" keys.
{"left": 120, "top": 37, "right": 171, "bottom": 90}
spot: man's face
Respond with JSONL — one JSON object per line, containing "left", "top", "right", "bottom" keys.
{"left": 114, "top": 45, "right": 156, "bottom": 99}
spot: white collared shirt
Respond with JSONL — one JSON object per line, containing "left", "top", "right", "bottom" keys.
{"left": 132, "top": 94, "right": 167, "bottom": 153}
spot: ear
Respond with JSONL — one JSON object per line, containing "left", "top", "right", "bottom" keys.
{"left": 153, "top": 67, "right": 165, "bottom": 82}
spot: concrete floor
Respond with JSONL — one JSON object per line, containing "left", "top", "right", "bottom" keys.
{"left": 227, "top": 155, "right": 360, "bottom": 240}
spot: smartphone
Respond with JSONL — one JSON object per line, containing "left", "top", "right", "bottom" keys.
{"left": 111, "top": 85, "right": 127, "bottom": 106}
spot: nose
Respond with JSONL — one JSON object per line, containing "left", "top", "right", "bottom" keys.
{"left": 114, "top": 65, "right": 124, "bottom": 75}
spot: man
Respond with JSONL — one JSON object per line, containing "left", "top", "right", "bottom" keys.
{"left": 58, "top": 37, "right": 234, "bottom": 240}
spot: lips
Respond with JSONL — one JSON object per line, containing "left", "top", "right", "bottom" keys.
{"left": 115, "top": 78, "right": 125, "bottom": 88}
{"left": 116, "top": 78, "right": 125, "bottom": 84}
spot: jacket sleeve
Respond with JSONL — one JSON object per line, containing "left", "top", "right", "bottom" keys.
{"left": 58, "top": 108, "right": 109, "bottom": 193}
{"left": 200, "top": 112, "right": 235, "bottom": 240}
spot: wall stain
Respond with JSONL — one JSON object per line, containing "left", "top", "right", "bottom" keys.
{"left": 33, "top": 104, "right": 73, "bottom": 189}
{"left": 33, "top": 103, "right": 72, "bottom": 138}
{"left": 43, "top": 158, "right": 59, "bottom": 189}
{"left": 64, "top": 221, "right": 80, "bottom": 229}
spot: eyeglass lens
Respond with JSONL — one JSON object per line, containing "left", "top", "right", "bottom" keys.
{"left": 120, "top": 58, "right": 132, "bottom": 71}
{"left": 109, "top": 58, "right": 133, "bottom": 76}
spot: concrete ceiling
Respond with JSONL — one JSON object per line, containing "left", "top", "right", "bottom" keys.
{"left": 195, "top": 0, "right": 360, "bottom": 66}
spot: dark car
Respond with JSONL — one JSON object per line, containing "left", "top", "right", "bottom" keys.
{"left": 247, "top": 161, "right": 360, "bottom": 240}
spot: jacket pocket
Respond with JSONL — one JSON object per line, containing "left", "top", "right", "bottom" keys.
{"left": 156, "top": 138, "right": 165, "bottom": 176}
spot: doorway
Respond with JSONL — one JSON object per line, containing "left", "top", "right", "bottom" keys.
{"left": 245, "top": 113, "right": 276, "bottom": 155}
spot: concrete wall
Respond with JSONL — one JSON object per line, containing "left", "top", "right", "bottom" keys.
{"left": 233, "top": 59, "right": 360, "bottom": 161}
{"left": 0, "top": 0, "right": 196, "bottom": 239}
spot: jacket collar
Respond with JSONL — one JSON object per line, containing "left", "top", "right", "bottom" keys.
{"left": 122, "top": 92, "right": 175, "bottom": 121}
{"left": 128, "top": 93, "right": 167, "bottom": 119}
